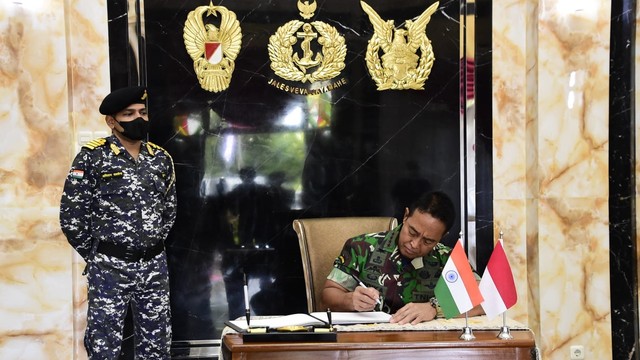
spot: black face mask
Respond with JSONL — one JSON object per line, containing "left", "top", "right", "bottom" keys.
{"left": 117, "top": 117, "right": 149, "bottom": 141}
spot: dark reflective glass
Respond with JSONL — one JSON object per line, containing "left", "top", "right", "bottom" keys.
{"left": 112, "top": 0, "right": 492, "bottom": 346}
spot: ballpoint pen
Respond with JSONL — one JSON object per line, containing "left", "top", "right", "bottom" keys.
{"left": 327, "top": 308, "right": 333, "bottom": 331}
{"left": 350, "top": 273, "right": 382, "bottom": 307}
{"left": 243, "top": 273, "right": 250, "bottom": 329}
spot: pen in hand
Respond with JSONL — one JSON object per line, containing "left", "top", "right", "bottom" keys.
{"left": 350, "top": 273, "right": 382, "bottom": 307}
{"left": 243, "top": 273, "right": 250, "bottom": 328}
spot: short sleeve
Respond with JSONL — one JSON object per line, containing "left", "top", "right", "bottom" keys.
{"left": 326, "top": 267, "right": 358, "bottom": 291}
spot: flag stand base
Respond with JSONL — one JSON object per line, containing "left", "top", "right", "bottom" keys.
{"left": 497, "top": 326, "right": 513, "bottom": 340}
{"left": 459, "top": 326, "right": 475, "bottom": 341}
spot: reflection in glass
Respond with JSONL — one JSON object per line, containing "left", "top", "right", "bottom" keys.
{"left": 460, "top": 0, "right": 477, "bottom": 267}
{"left": 135, "top": 0, "right": 489, "bottom": 354}
{"left": 306, "top": 93, "right": 333, "bottom": 129}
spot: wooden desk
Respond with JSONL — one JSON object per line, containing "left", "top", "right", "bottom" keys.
{"left": 222, "top": 329, "right": 537, "bottom": 360}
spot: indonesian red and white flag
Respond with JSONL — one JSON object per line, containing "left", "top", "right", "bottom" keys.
{"left": 434, "top": 240, "right": 484, "bottom": 319}
{"left": 205, "top": 42, "right": 223, "bottom": 64}
{"left": 479, "top": 239, "right": 518, "bottom": 319}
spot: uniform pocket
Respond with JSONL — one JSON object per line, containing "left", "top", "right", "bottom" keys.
{"left": 99, "top": 176, "right": 130, "bottom": 197}
{"left": 98, "top": 176, "right": 133, "bottom": 212}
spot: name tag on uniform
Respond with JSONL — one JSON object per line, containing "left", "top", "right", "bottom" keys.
{"left": 101, "top": 171, "right": 124, "bottom": 179}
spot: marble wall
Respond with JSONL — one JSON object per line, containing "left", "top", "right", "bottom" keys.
{"left": 493, "top": 0, "right": 615, "bottom": 359}
{"left": 0, "top": 1, "right": 109, "bottom": 358}
{"left": 0, "top": 1, "right": 633, "bottom": 360}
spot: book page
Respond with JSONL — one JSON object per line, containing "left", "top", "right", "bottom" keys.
{"left": 310, "top": 311, "right": 391, "bottom": 325}
{"left": 227, "top": 313, "right": 326, "bottom": 330}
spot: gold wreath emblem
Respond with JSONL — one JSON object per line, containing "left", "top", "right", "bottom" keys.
{"left": 268, "top": 17, "right": 346, "bottom": 83}
{"left": 184, "top": 1, "right": 242, "bottom": 92}
{"left": 361, "top": 1, "right": 438, "bottom": 90}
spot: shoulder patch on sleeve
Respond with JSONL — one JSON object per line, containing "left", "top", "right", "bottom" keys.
{"left": 82, "top": 137, "right": 108, "bottom": 151}
{"left": 70, "top": 169, "right": 85, "bottom": 179}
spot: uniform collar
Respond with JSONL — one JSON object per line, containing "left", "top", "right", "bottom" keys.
{"left": 382, "top": 224, "right": 402, "bottom": 252}
{"left": 411, "top": 257, "right": 425, "bottom": 269}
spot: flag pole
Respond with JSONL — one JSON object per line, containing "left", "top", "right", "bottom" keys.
{"left": 495, "top": 230, "right": 513, "bottom": 340}
{"left": 459, "top": 312, "right": 475, "bottom": 340}
{"left": 458, "top": 231, "right": 476, "bottom": 341}
{"left": 497, "top": 311, "right": 513, "bottom": 339}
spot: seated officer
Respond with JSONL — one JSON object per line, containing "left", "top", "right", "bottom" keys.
{"left": 321, "top": 191, "right": 484, "bottom": 325}
{"left": 60, "top": 86, "right": 177, "bottom": 359}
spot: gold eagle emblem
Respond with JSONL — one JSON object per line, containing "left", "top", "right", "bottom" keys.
{"left": 298, "top": 0, "right": 316, "bottom": 19}
{"left": 183, "top": 1, "right": 242, "bottom": 92}
{"left": 361, "top": 1, "right": 438, "bottom": 90}
{"left": 268, "top": 0, "right": 346, "bottom": 84}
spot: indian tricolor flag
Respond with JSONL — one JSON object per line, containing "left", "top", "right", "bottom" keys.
{"left": 479, "top": 238, "right": 518, "bottom": 319}
{"left": 434, "top": 240, "right": 484, "bottom": 319}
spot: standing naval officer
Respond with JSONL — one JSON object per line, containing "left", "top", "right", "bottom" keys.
{"left": 60, "top": 86, "right": 177, "bottom": 359}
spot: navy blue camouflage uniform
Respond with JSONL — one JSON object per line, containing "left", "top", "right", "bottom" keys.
{"left": 60, "top": 134, "right": 177, "bottom": 359}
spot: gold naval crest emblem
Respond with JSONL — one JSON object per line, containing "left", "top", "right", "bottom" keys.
{"left": 268, "top": 0, "right": 347, "bottom": 83}
{"left": 183, "top": 1, "right": 242, "bottom": 92}
{"left": 361, "top": 1, "right": 439, "bottom": 90}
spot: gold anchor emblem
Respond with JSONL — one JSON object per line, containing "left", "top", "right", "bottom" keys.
{"left": 293, "top": 23, "right": 323, "bottom": 70}
{"left": 361, "top": 1, "right": 438, "bottom": 90}
{"left": 183, "top": 1, "right": 242, "bottom": 92}
{"left": 268, "top": 0, "right": 346, "bottom": 83}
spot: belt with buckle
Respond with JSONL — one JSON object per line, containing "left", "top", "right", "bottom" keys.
{"left": 97, "top": 241, "right": 164, "bottom": 262}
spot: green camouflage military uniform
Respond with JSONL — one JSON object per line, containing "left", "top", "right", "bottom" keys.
{"left": 60, "top": 135, "right": 176, "bottom": 359}
{"left": 328, "top": 223, "right": 453, "bottom": 314}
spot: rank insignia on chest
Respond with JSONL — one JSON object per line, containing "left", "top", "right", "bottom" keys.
{"left": 370, "top": 250, "right": 386, "bottom": 266}
{"left": 70, "top": 169, "right": 84, "bottom": 179}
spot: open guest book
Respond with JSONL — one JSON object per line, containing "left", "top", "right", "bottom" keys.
{"left": 224, "top": 311, "right": 391, "bottom": 342}
{"left": 225, "top": 311, "right": 392, "bottom": 332}
{"left": 309, "top": 311, "right": 391, "bottom": 325}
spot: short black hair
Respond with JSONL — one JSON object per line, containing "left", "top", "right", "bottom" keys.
{"left": 407, "top": 191, "right": 456, "bottom": 233}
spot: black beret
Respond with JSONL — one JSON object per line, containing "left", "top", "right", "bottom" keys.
{"left": 99, "top": 86, "right": 147, "bottom": 115}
